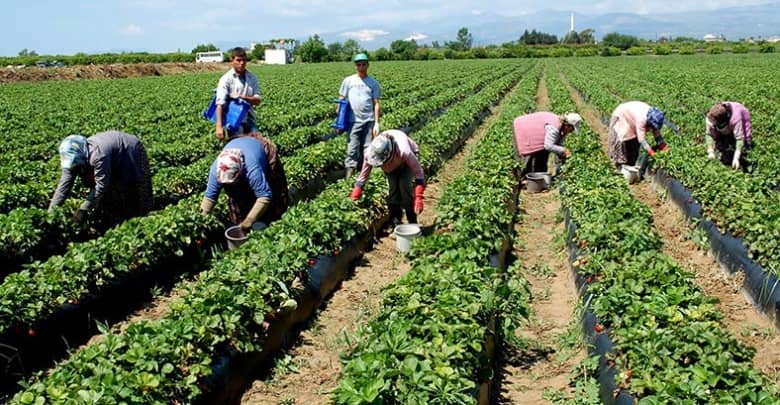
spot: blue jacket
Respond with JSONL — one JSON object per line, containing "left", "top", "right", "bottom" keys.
{"left": 205, "top": 137, "right": 272, "bottom": 201}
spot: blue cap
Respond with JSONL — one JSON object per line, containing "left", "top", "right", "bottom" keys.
{"left": 647, "top": 107, "right": 665, "bottom": 130}
{"left": 58, "top": 135, "right": 88, "bottom": 169}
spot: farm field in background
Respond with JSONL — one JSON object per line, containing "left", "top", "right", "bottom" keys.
{"left": 1, "top": 55, "right": 779, "bottom": 403}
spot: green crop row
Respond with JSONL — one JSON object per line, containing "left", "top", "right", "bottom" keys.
{"left": 545, "top": 67, "right": 778, "bottom": 403}
{"left": 333, "top": 64, "right": 539, "bottom": 404}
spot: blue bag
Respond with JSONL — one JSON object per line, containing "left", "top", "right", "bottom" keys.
{"left": 202, "top": 92, "right": 251, "bottom": 133}
{"left": 330, "top": 99, "right": 354, "bottom": 131}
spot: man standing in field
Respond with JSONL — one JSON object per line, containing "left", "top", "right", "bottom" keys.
{"left": 214, "top": 47, "right": 262, "bottom": 141}
{"left": 338, "top": 52, "right": 381, "bottom": 178}
{"left": 513, "top": 111, "right": 582, "bottom": 177}
{"left": 49, "top": 131, "right": 153, "bottom": 230}
{"left": 705, "top": 101, "right": 752, "bottom": 171}
{"left": 608, "top": 101, "right": 668, "bottom": 168}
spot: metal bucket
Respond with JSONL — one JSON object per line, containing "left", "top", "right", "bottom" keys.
{"left": 525, "top": 172, "right": 550, "bottom": 193}
{"left": 225, "top": 225, "right": 249, "bottom": 250}
{"left": 621, "top": 165, "right": 640, "bottom": 184}
{"left": 394, "top": 224, "right": 421, "bottom": 253}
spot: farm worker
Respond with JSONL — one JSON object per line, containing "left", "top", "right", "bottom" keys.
{"left": 513, "top": 112, "right": 582, "bottom": 177}
{"left": 705, "top": 101, "right": 752, "bottom": 171}
{"left": 200, "top": 136, "right": 275, "bottom": 233}
{"left": 215, "top": 47, "right": 262, "bottom": 141}
{"left": 608, "top": 101, "right": 668, "bottom": 167}
{"left": 338, "top": 52, "right": 382, "bottom": 178}
{"left": 349, "top": 130, "right": 424, "bottom": 226}
{"left": 49, "top": 131, "right": 153, "bottom": 228}
{"left": 242, "top": 131, "right": 290, "bottom": 221}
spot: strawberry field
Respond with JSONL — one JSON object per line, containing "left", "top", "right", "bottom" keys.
{"left": 1, "top": 55, "right": 779, "bottom": 404}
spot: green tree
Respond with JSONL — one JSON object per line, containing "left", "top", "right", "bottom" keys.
{"left": 297, "top": 34, "right": 328, "bottom": 62}
{"left": 563, "top": 31, "right": 580, "bottom": 44}
{"left": 373, "top": 47, "right": 391, "bottom": 61}
{"left": 452, "top": 27, "right": 473, "bottom": 50}
{"left": 519, "top": 29, "right": 558, "bottom": 45}
{"left": 191, "top": 43, "right": 218, "bottom": 54}
{"left": 578, "top": 29, "right": 596, "bottom": 44}
{"left": 601, "top": 32, "right": 639, "bottom": 50}
{"left": 327, "top": 42, "right": 345, "bottom": 61}
{"left": 390, "top": 39, "right": 418, "bottom": 60}
{"left": 342, "top": 39, "right": 361, "bottom": 58}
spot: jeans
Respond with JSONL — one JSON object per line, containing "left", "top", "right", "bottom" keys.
{"left": 344, "top": 120, "right": 374, "bottom": 169}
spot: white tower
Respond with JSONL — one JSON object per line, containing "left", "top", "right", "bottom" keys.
{"left": 570, "top": 12, "right": 575, "bottom": 32}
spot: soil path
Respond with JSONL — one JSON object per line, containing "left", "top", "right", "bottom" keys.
{"left": 498, "top": 70, "right": 584, "bottom": 404}
{"left": 559, "top": 71, "right": 780, "bottom": 385}
{"left": 240, "top": 92, "right": 512, "bottom": 405}
{"left": 0, "top": 62, "right": 227, "bottom": 83}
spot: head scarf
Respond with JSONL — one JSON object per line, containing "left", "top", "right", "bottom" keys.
{"left": 646, "top": 107, "right": 665, "bottom": 130}
{"left": 58, "top": 135, "right": 88, "bottom": 169}
{"left": 216, "top": 148, "right": 244, "bottom": 184}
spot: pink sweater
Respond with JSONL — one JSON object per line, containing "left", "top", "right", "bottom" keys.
{"left": 356, "top": 130, "right": 425, "bottom": 187}
{"left": 513, "top": 112, "right": 561, "bottom": 155}
{"left": 611, "top": 101, "right": 661, "bottom": 145}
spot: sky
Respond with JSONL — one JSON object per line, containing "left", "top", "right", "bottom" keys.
{"left": 0, "top": 0, "right": 774, "bottom": 56}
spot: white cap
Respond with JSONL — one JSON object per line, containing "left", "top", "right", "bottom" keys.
{"left": 563, "top": 113, "right": 583, "bottom": 133}
{"left": 366, "top": 134, "right": 394, "bottom": 167}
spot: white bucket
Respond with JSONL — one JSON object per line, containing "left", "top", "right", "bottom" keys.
{"left": 225, "top": 225, "right": 249, "bottom": 250}
{"left": 621, "top": 165, "right": 640, "bottom": 184}
{"left": 394, "top": 224, "right": 422, "bottom": 253}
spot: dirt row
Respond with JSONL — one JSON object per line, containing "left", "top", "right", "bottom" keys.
{"left": 560, "top": 70, "right": 780, "bottom": 385}
{"left": 0, "top": 62, "right": 227, "bottom": 83}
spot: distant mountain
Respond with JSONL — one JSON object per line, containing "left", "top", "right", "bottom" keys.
{"left": 308, "top": 2, "right": 780, "bottom": 49}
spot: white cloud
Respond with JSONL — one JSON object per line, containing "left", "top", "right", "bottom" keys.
{"left": 405, "top": 32, "right": 428, "bottom": 41}
{"left": 122, "top": 24, "right": 144, "bottom": 35}
{"left": 339, "top": 29, "right": 390, "bottom": 42}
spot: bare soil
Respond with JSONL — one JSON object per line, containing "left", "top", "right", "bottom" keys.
{"left": 497, "top": 75, "right": 584, "bottom": 404}
{"left": 0, "top": 62, "right": 226, "bottom": 83}
{"left": 560, "top": 71, "right": 780, "bottom": 384}
{"left": 240, "top": 99, "right": 509, "bottom": 405}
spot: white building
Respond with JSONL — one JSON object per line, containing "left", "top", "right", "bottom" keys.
{"left": 703, "top": 34, "right": 725, "bottom": 42}
{"left": 264, "top": 49, "right": 291, "bottom": 65}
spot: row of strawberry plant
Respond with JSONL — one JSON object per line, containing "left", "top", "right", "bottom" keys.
{"left": 10, "top": 61, "right": 531, "bottom": 404}
{"left": 0, "top": 62, "right": 525, "bottom": 275}
{"left": 333, "top": 65, "right": 539, "bottom": 404}
{"left": 546, "top": 68, "right": 779, "bottom": 403}
{"left": 556, "top": 59, "right": 780, "bottom": 275}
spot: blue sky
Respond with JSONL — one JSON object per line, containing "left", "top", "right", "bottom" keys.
{"left": 0, "top": 0, "right": 773, "bottom": 56}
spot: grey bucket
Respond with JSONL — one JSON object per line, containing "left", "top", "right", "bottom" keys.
{"left": 621, "top": 165, "right": 640, "bottom": 184}
{"left": 225, "top": 225, "right": 249, "bottom": 250}
{"left": 525, "top": 172, "right": 550, "bottom": 193}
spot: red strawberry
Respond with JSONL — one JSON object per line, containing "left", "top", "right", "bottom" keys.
{"left": 333, "top": 248, "right": 340, "bottom": 256}
{"left": 594, "top": 323, "right": 605, "bottom": 333}
{"left": 585, "top": 275, "right": 594, "bottom": 284}
{"left": 28, "top": 328, "right": 36, "bottom": 337}
{"left": 308, "top": 258, "right": 317, "bottom": 267}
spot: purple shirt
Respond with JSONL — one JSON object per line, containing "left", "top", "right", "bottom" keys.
{"left": 706, "top": 101, "right": 752, "bottom": 143}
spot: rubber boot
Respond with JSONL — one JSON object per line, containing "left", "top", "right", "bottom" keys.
{"left": 405, "top": 208, "right": 417, "bottom": 225}
{"left": 388, "top": 204, "right": 403, "bottom": 228}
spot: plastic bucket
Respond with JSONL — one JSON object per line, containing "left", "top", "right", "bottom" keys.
{"left": 525, "top": 172, "right": 550, "bottom": 193}
{"left": 330, "top": 99, "right": 354, "bottom": 131}
{"left": 225, "top": 225, "right": 249, "bottom": 250}
{"left": 394, "top": 224, "right": 422, "bottom": 253}
{"left": 621, "top": 165, "right": 640, "bottom": 184}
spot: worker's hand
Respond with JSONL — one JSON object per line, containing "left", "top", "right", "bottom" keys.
{"left": 658, "top": 142, "right": 669, "bottom": 152}
{"left": 349, "top": 186, "right": 363, "bottom": 201}
{"left": 230, "top": 92, "right": 241, "bottom": 99}
{"left": 732, "top": 150, "right": 741, "bottom": 170}
{"left": 215, "top": 126, "right": 225, "bottom": 141}
{"left": 372, "top": 122, "right": 380, "bottom": 137}
{"left": 240, "top": 220, "right": 253, "bottom": 234}
{"left": 647, "top": 148, "right": 656, "bottom": 157}
{"left": 73, "top": 209, "right": 88, "bottom": 224}
{"left": 707, "top": 149, "right": 716, "bottom": 159}
{"left": 200, "top": 197, "right": 216, "bottom": 214}
{"left": 562, "top": 148, "right": 571, "bottom": 159}
{"left": 413, "top": 185, "right": 425, "bottom": 215}
{"left": 335, "top": 128, "right": 344, "bottom": 134}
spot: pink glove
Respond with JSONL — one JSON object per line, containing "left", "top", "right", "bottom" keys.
{"left": 413, "top": 185, "right": 424, "bottom": 214}
{"left": 647, "top": 148, "right": 656, "bottom": 157}
{"left": 349, "top": 186, "right": 363, "bottom": 201}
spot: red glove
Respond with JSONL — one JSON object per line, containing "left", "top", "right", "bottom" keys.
{"left": 658, "top": 142, "right": 669, "bottom": 152}
{"left": 647, "top": 148, "right": 656, "bottom": 157}
{"left": 349, "top": 186, "right": 363, "bottom": 201}
{"left": 413, "top": 185, "right": 424, "bottom": 214}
